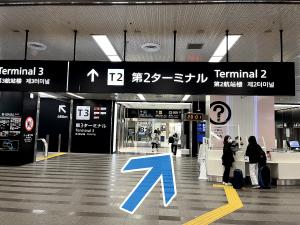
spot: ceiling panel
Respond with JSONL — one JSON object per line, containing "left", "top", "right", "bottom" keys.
{"left": 0, "top": 4, "right": 298, "bottom": 62}
{"left": 0, "top": 4, "right": 299, "bottom": 103}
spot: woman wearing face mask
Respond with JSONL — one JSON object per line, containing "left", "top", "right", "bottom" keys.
{"left": 222, "top": 135, "right": 235, "bottom": 185}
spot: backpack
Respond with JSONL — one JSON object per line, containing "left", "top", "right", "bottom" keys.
{"left": 258, "top": 165, "right": 271, "bottom": 189}
{"left": 168, "top": 136, "right": 174, "bottom": 144}
{"left": 258, "top": 148, "right": 267, "bottom": 167}
{"left": 232, "top": 169, "right": 244, "bottom": 189}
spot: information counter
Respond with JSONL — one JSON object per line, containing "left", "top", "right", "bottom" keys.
{"left": 207, "top": 149, "right": 300, "bottom": 185}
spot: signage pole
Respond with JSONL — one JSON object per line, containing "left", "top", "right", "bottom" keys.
{"left": 280, "top": 29, "right": 283, "bottom": 62}
{"left": 73, "top": 30, "right": 77, "bottom": 61}
{"left": 173, "top": 30, "right": 177, "bottom": 62}
{"left": 226, "top": 30, "right": 229, "bottom": 62}
{"left": 123, "top": 30, "right": 127, "bottom": 62}
{"left": 67, "top": 99, "right": 73, "bottom": 153}
{"left": 33, "top": 94, "right": 40, "bottom": 162}
{"left": 24, "top": 30, "right": 29, "bottom": 60}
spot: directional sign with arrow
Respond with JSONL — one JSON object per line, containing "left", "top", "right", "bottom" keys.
{"left": 58, "top": 105, "right": 66, "bottom": 114}
{"left": 87, "top": 69, "right": 99, "bottom": 83}
{"left": 120, "top": 153, "right": 176, "bottom": 214}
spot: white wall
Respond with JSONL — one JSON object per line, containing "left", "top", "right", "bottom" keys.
{"left": 209, "top": 95, "right": 275, "bottom": 151}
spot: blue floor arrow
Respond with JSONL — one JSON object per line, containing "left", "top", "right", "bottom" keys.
{"left": 120, "top": 153, "right": 177, "bottom": 214}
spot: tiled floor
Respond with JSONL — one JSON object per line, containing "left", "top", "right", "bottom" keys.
{"left": 0, "top": 153, "right": 299, "bottom": 225}
{"left": 119, "top": 147, "right": 171, "bottom": 154}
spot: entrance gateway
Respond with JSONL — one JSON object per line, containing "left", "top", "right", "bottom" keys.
{"left": 0, "top": 60, "right": 295, "bottom": 165}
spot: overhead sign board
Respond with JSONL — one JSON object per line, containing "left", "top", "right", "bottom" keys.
{"left": 68, "top": 61, "right": 295, "bottom": 96}
{"left": 184, "top": 113, "right": 207, "bottom": 121}
{"left": 126, "top": 109, "right": 182, "bottom": 119}
{"left": 0, "top": 60, "right": 68, "bottom": 92}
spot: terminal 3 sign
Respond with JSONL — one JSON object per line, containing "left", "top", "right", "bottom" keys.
{"left": 0, "top": 60, "right": 68, "bottom": 92}
{"left": 0, "top": 60, "right": 295, "bottom": 96}
{"left": 68, "top": 61, "right": 295, "bottom": 96}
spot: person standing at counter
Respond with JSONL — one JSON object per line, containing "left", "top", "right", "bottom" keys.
{"left": 222, "top": 135, "right": 235, "bottom": 185}
{"left": 245, "top": 136, "right": 262, "bottom": 188}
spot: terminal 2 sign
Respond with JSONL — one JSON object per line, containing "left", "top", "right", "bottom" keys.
{"left": 68, "top": 61, "right": 295, "bottom": 96}
{"left": 0, "top": 60, "right": 295, "bottom": 96}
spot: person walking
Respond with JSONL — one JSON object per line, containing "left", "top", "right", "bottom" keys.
{"left": 151, "top": 130, "right": 160, "bottom": 153}
{"left": 222, "top": 135, "right": 235, "bottom": 185}
{"left": 171, "top": 133, "right": 179, "bottom": 156}
{"left": 245, "top": 136, "right": 262, "bottom": 188}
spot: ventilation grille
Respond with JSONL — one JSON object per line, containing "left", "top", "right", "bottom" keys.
{"left": 187, "top": 43, "right": 204, "bottom": 50}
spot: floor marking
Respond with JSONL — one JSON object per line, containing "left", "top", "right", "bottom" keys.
{"left": 36, "top": 152, "right": 66, "bottom": 162}
{"left": 183, "top": 184, "right": 243, "bottom": 225}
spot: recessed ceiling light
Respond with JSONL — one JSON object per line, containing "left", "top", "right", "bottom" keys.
{"left": 27, "top": 42, "right": 47, "bottom": 51}
{"left": 141, "top": 42, "right": 160, "bottom": 53}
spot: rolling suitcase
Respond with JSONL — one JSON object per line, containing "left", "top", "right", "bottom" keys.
{"left": 258, "top": 165, "right": 271, "bottom": 189}
{"left": 232, "top": 169, "right": 244, "bottom": 189}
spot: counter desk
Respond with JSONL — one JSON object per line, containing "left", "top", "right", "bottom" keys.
{"left": 207, "top": 149, "right": 300, "bottom": 185}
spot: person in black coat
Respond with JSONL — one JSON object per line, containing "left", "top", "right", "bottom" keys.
{"left": 245, "top": 136, "right": 265, "bottom": 188}
{"left": 222, "top": 135, "right": 235, "bottom": 185}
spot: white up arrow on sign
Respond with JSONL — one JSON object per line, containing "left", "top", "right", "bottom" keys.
{"left": 58, "top": 105, "right": 67, "bottom": 114}
{"left": 87, "top": 69, "right": 99, "bottom": 83}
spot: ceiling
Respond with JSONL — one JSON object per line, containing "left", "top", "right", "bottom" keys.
{"left": 0, "top": 1, "right": 299, "bottom": 6}
{"left": 0, "top": 3, "right": 300, "bottom": 103}
{"left": 41, "top": 93, "right": 206, "bottom": 102}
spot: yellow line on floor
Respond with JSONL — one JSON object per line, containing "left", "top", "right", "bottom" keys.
{"left": 36, "top": 152, "right": 66, "bottom": 162}
{"left": 183, "top": 184, "right": 243, "bottom": 225}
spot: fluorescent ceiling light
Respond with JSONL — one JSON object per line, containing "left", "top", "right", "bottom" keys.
{"left": 209, "top": 56, "right": 223, "bottom": 63}
{"left": 120, "top": 102, "right": 191, "bottom": 106}
{"left": 108, "top": 55, "right": 122, "bottom": 62}
{"left": 182, "top": 95, "right": 191, "bottom": 102}
{"left": 38, "top": 92, "right": 56, "bottom": 98}
{"left": 137, "top": 94, "right": 146, "bottom": 101}
{"left": 274, "top": 104, "right": 300, "bottom": 107}
{"left": 92, "top": 35, "right": 121, "bottom": 62}
{"left": 66, "top": 92, "right": 84, "bottom": 99}
{"left": 209, "top": 35, "right": 241, "bottom": 62}
{"left": 92, "top": 35, "right": 117, "bottom": 56}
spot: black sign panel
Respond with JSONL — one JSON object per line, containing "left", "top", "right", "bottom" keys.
{"left": 71, "top": 100, "right": 113, "bottom": 154}
{"left": 68, "top": 61, "right": 295, "bottom": 96}
{"left": 126, "top": 108, "right": 182, "bottom": 119}
{"left": 0, "top": 93, "right": 23, "bottom": 152}
{"left": 38, "top": 99, "right": 70, "bottom": 152}
{"left": 0, "top": 60, "right": 68, "bottom": 92}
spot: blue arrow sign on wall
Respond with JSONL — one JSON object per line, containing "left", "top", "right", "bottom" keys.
{"left": 120, "top": 153, "right": 177, "bottom": 214}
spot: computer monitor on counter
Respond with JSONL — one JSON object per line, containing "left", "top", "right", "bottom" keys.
{"left": 289, "top": 141, "right": 300, "bottom": 150}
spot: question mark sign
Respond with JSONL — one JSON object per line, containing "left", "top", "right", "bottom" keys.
{"left": 213, "top": 105, "right": 225, "bottom": 122}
